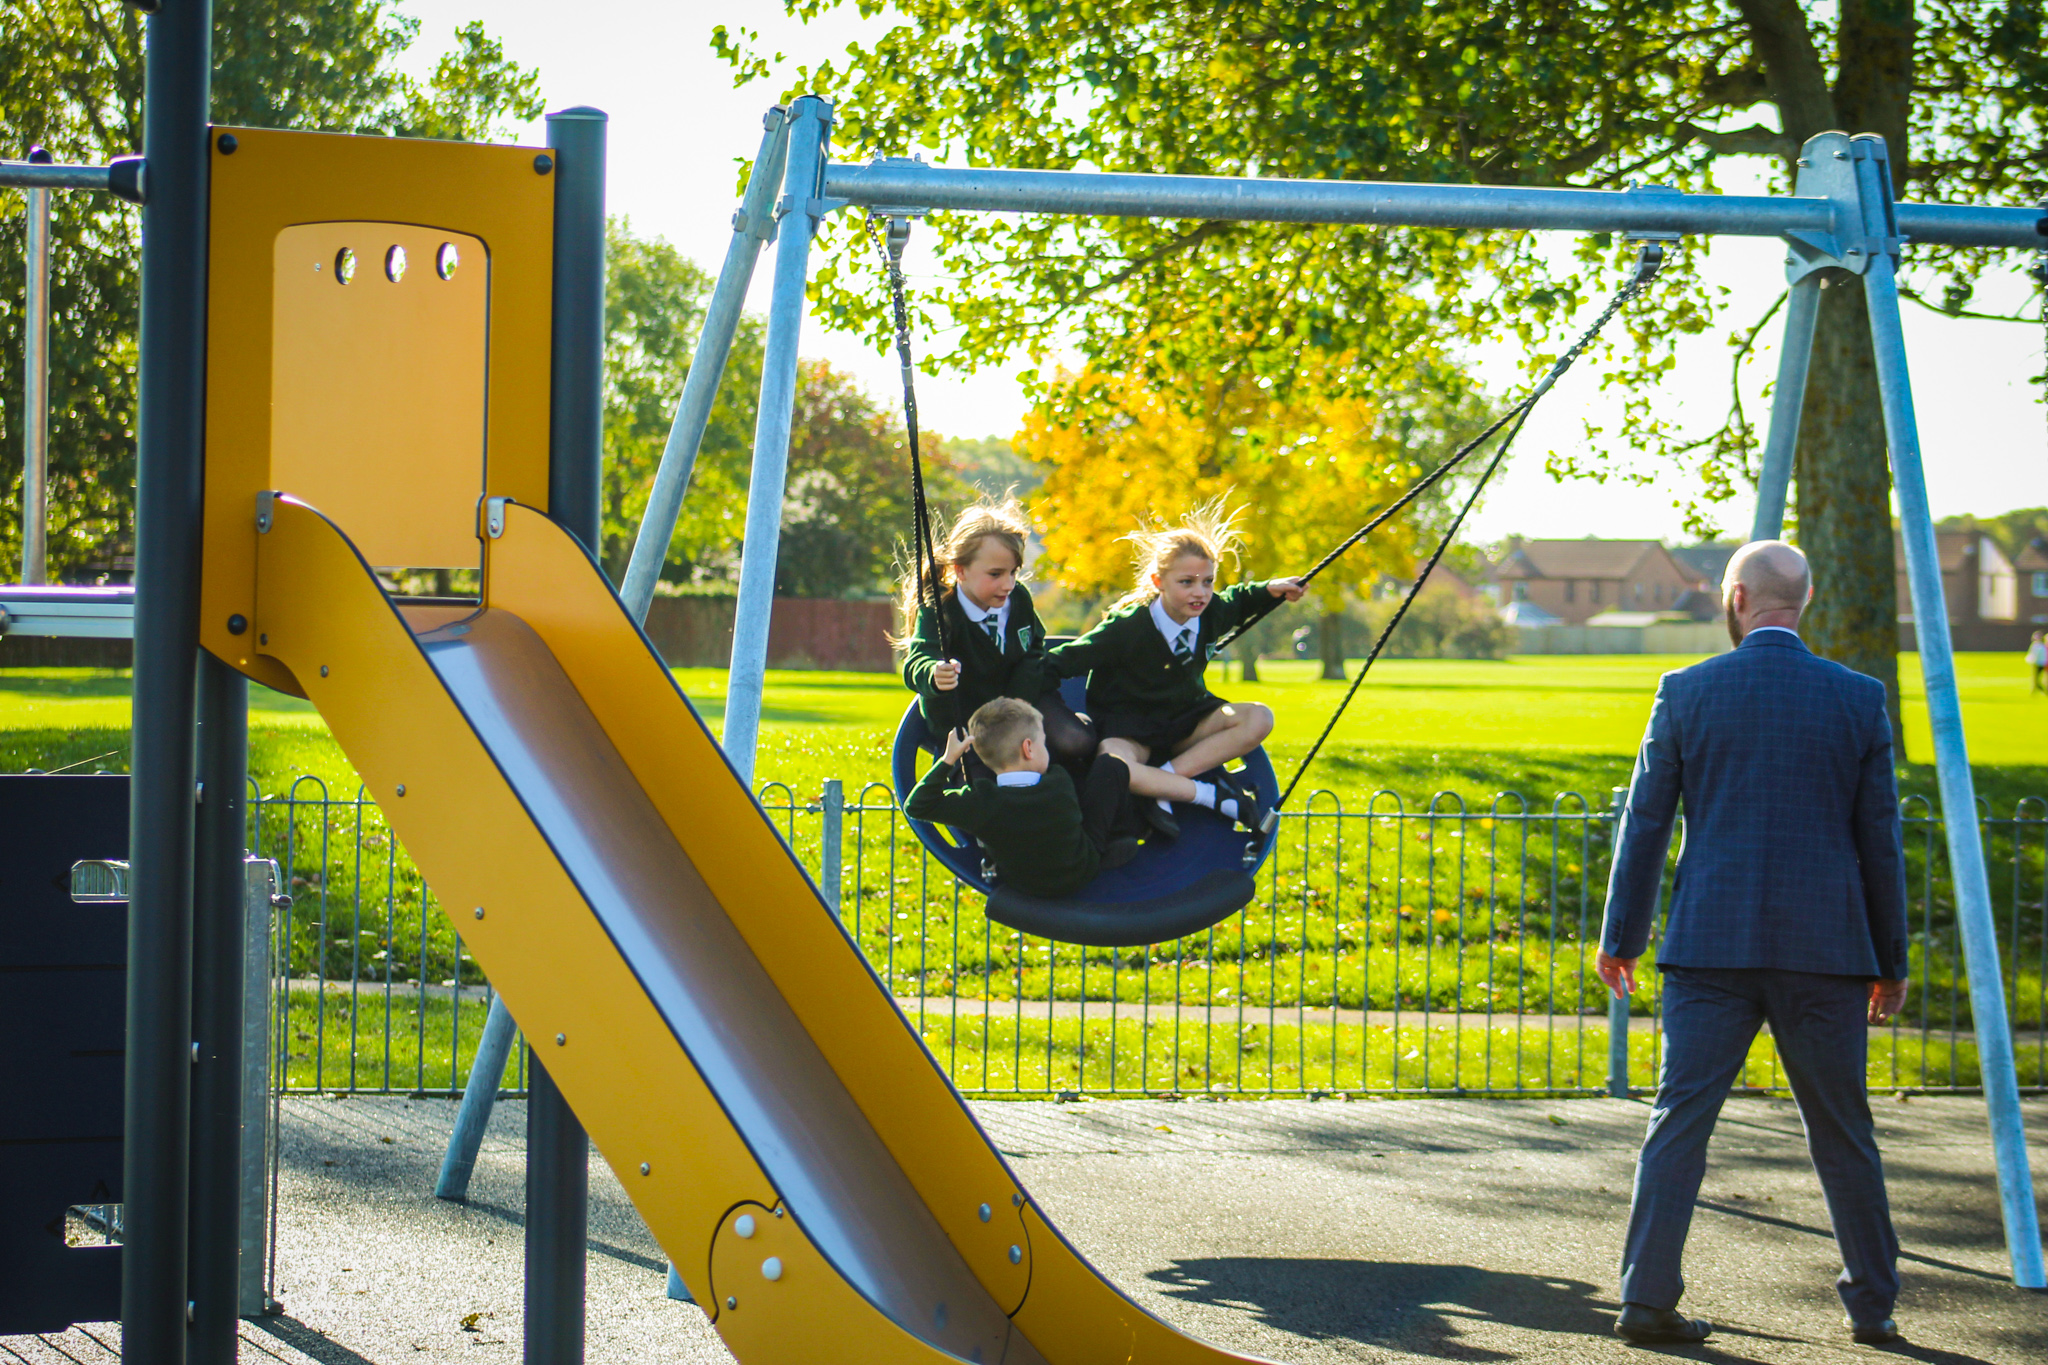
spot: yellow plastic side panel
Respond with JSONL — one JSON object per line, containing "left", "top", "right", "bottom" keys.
{"left": 482, "top": 503, "right": 1032, "bottom": 1312}
{"left": 706, "top": 1204, "right": 966, "bottom": 1365}
{"left": 206, "top": 126, "right": 553, "bottom": 691}
{"left": 270, "top": 224, "right": 487, "bottom": 569}
{"left": 250, "top": 497, "right": 771, "bottom": 1306}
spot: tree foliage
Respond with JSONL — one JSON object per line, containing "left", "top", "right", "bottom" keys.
{"left": 0, "top": 1, "right": 543, "bottom": 580}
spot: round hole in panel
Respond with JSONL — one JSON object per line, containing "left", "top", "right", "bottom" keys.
{"left": 333, "top": 248, "right": 356, "bottom": 284}
{"left": 385, "top": 244, "right": 408, "bottom": 283}
{"left": 436, "top": 242, "right": 460, "bottom": 280}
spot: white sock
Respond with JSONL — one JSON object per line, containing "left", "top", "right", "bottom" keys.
{"left": 1161, "top": 760, "right": 1177, "bottom": 774}
{"left": 1191, "top": 781, "right": 1217, "bottom": 810}
{"left": 1156, "top": 760, "right": 1178, "bottom": 811}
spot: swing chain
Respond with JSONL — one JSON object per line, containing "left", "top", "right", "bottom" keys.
{"left": 1254, "top": 237, "right": 1671, "bottom": 828}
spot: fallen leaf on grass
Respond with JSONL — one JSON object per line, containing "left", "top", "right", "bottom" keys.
{"left": 460, "top": 1312, "right": 484, "bottom": 1332}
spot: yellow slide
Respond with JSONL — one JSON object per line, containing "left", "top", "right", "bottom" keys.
{"left": 249, "top": 492, "right": 1278, "bottom": 1365}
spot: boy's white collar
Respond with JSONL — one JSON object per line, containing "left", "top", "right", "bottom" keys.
{"left": 994, "top": 769, "right": 1042, "bottom": 787}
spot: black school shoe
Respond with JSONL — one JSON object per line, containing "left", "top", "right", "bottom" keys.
{"left": 1847, "top": 1316, "right": 1901, "bottom": 1344}
{"left": 1212, "top": 770, "right": 1269, "bottom": 835}
{"left": 1100, "top": 836, "right": 1141, "bottom": 871}
{"left": 1613, "top": 1303, "right": 1712, "bottom": 1344}
{"left": 1141, "top": 801, "right": 1180, "bottom": 842}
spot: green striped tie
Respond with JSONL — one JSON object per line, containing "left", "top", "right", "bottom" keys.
{"left": 983, "top": 616, "right": 1003, "bottom": 653}
{"left": 1173, "top": 630, "right": 1194, "bottom": 664}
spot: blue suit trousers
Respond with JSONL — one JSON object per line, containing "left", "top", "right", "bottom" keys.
{"left": 1620, "top": 967, "right": 1899, "bottom": 1323}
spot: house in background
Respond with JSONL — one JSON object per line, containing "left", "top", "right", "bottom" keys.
{"left": 1894, "top": 531, "right": 2029, "bottom": 651}
{"left": 1490, "top": 538, "right": 1705, "bottom": 626}
{"left": 2016, "top": 538, "right": 2048, "bottom": 629}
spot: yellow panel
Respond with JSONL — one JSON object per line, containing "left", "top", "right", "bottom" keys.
{"left": 205, "top": 125, "right": 554, "bottom": 691}
{"left": 270, "top": 223, "right": 487, "bottom": 568}
{"left": 706, "top": 1204, "right": 965, "bottom": 1365}
{"left": 249, "top": 496, "right": 774, "bottom": 1308}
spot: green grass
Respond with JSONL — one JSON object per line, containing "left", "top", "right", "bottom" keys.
{"left": 277, "top": 984, "right": 2048, "bottom": 1096}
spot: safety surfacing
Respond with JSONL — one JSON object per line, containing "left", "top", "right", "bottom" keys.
{"left": 5, "top": 1093, "right": 2042, "bottom": 1364}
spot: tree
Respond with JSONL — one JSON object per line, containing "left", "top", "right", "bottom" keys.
{"left": 1023, "top": 358, "right": 1488, "bottom": 679}
{"left": 722, "top": 1, "right": 2048, "bottom": 728}
{"left": 599, "top": 218, "right": 764, "bottom": 585}
{"left": 0, "top": 1, "right": 542, "bottom": 581}
{"left": 778, "top": 359, "right": 974, "bottom": 597}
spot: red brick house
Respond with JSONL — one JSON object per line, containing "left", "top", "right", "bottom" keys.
{"left": 1490, "top": 539, "right": 1704, "bottom": 626}
{"left": 1894, "top": 531, "right": 2029, "bottom": 652}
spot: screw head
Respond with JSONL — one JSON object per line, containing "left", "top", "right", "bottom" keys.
{"left": 639, "top": 1162, "right": 651, "bottom": 1176}
{"left": 473, "top": 907, "right": 485, "bottom": 920}
{"left": 319, "top": 664, "right": 329, "bottom": 677}
{"left": 533, "top": 153, "right": 554, "bottom": 175}
{"left": 725, "top": 1296, "right": 737, "bottom": 1310}
{"left": 1008, "top": 1244, "right": 1022, "bottom": 1264}
{"left": 554, "top": 1032, "right": 566, "bottom": 1046}
{"left": 227, "top": 614, "right": 248, "bottom": 635}
{"left": 395, "top": 783, "right": 406, "bottom": 796}
{"left": 735, "top": 1213, "right": 756, "bottom": 1239}
{"left": 978, "top": 1203, "right": 991, "bottom": 1223}
{"left": 258, "top": 633, "right": 268, "bottom": 646}
{"left": 760, "top": 1257, "right": 783, "bottom": 1282}
{"left": 1834, "top": 150, "right": 1850, "bottom": 160}
{"left": 217, "top": 133, "right": 238, "bottom": 155}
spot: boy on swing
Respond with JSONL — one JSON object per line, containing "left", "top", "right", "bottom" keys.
{"left": 1048, "top": 501, "right": 1305, "bottom": 839}
{"left": 905, "top": 698, "right": 1140, "bottom": 898}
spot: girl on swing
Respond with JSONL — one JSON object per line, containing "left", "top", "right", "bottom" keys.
{"left": 1048, "top": 501, "right": 1305, "bottom": 839}
{"left": 898, "top": 496, "right": 1097, "bottom": 780}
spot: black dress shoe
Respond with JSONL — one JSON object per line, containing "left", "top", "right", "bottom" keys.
{"left": 1100, "top": 836, "right": 1141, "bottom": 870}
{"left": 1847, "top": 1316, "right": 1901, "bottom": 1344}
{"left": 1614, "top": 1302, "right": 1712, "bottom": 1344}
{"left": 1141, "top": 801, "right": 1180, "bottom": 841}
{"left": 1212, "top": 770, "right": 1269, "bottom": 834}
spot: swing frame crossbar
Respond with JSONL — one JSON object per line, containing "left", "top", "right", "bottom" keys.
{"left": 624, "top": 100, "right": 2047, "bottom": 1290}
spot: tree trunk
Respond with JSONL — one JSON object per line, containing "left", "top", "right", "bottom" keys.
{"left": 1319, "top": 609, "right": 1346, "bottom": 681}
{"left": 1238, "top": 650, "right": 1260, "bottom": 682}
{"left": 1794, "top": 276, "right": 1905, "bottom": 748}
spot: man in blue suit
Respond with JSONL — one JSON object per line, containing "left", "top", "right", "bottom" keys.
{"left": 1596, "top": 540, "right": 1911, "bottom": 1346}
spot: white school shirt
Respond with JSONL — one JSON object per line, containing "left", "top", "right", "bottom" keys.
{"left": 958, "top": 591, "right": 1011, "bottom": 653}
{"left": 1149, "top": 597, "right": 1200, "bottom": 659}
{"left": 1746, "top": 626, "right": 1800, "bottom": 641}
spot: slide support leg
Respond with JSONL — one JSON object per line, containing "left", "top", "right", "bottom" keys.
{"left": 188, "top": 657, "right": 248, "bottom": 1361}
{"left": 124, "top": 2, "right": 213, "bottom": 1359}
{"left": 1748, "top": 272, "right": 1821, "bottom": 542}
{"left": 525, "top": 1056, "right": 589, "bottom": 1365}
{"left": 620, "top": 106, "right": 792, "bottom": 624}
{"left": 723, "top": 95, "right": 834, "bottom": 786}
{"left": 1864, "top": 255, "right": 2045, "bottom": 1289}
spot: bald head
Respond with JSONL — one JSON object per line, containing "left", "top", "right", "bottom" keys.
{"left": 1722, "top": 540, "right": 1811, "bottom": 640}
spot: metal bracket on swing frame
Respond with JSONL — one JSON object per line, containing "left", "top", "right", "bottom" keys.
{"left": 1621, "top": 182, "right": 1684, "bottom": 282}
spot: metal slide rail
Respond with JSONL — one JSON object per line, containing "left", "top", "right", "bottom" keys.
{"left": 257, "top": 779, "right": 2045, "bottom": 1101}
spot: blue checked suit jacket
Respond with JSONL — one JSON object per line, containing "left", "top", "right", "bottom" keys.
{"left": 1601, "top": 629, "right": 1910, "bottom": 979}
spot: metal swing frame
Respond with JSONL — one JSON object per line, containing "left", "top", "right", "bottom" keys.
{"left": 615, "top": 96, "right": 2048, "bottom": 1288}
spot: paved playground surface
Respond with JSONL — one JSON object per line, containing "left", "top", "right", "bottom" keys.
{"left": 5, "top": 1092, "right": 2043, "bottom": 1364}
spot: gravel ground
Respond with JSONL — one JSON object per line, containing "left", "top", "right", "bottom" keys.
{"left": 4, "top": 1092, "right": 2043, "bottom": 1363}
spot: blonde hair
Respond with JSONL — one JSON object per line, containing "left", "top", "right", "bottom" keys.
{"left": 893, "top": 495, "right": 1031, "bottom": 644}
{"left": 1109, "top": 498, "right": 1245, "bottom": 612}
{"left": 969, "top": 696, "right": 1042, "bottom": 768}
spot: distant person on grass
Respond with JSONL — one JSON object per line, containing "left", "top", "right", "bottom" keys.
{"left": 904, "top": 698, "right": 1139, "bottom": 899}
{"left": 2027, "top": 629, "right": 2046, "bottom": 695}
{"left": 1596, "top": 539, "right": 1911, "bottom": 1348}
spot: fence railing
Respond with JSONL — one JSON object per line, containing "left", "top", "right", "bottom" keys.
{"left": 256, "top": 777, "right": 2047, "bottom": 1100}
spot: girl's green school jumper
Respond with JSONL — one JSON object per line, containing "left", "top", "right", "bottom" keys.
{"left": 1047, "top": 582, "right": 1282, "bottom": 752}
{"left": 901, "top": 582, "right": 1053, "bottom": 734}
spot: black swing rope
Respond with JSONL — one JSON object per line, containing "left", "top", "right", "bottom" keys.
{"left": 866, "top": 212, "right": 955, "bottom": 724}
{"left": 1257, "top": 240, "right": 1672, "bottom": 827}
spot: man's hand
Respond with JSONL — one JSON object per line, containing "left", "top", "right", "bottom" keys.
{"left": 1869, "top": 978, "right": 1909, "bottom": 1025}
{"left": 1266, "top": 577, "right": 1307, "bottom": 603}
{"left": 1595, "top": 949, "right": 1638, "bottom": 1000}
{"left": 940, "top": 727, "right": 973, "bottom": 766}
{"left": 933, "top": 659, "right": 962, "bottom": 691}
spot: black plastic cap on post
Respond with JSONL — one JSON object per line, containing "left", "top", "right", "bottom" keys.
{"left": 544, "top": 107, "right": 607, "bottom": 565}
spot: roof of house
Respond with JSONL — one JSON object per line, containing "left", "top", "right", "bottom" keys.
{"left": 1494, "top": 539, "right": 1666, "bottom": 580}
{"left": 1668, "top": 542, "right": 1737, "bottom": 586}
{"left": 1892, "top": 530, "right": 2014, "bottom": 574}
{"left": 2017, "top": 538, "right": 2048, "bottom": 572}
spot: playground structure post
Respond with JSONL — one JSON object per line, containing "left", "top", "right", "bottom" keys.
{"left": 620, "top": 106, "right": 792, "bottom": 624}
{"left": 1748, "top": 273, "right": 1822, "bottom": 542}
{"left": 21, "top": 153, "right": 50, "bottom": 585}
{"left": 1863, "top": 257, "right": 2047, "bottom": 1287}
{"left": 238, "top": 856, "right": 278, "bottom": 1318}
{"left": 820, "top": 778, "right": 844, "bottom": 914}
{"left": 434, "top": 997, "right": 519, "bottom": 1201}
{"left": 188, "top": 656, "right": 249, "bottom": 1360}
{"left": 526, "top": 104, "right": 609, "bottom": 1365}
{"left": 1605, "top": 793, "right": 1630, "bottom": 1097}
{"left": 124, "top": 1, "right": 212, "bottom": 1359}
{"left": 723, "top": 95, "right": 832, "bottom": 787}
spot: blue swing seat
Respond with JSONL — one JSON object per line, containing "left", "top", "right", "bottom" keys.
{"left": 889, "top": 677, "right": 1278, "bottom": 948}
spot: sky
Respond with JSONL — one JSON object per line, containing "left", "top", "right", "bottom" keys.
{"left": 392, "top": 0, "right": 2048, "bottom": 546}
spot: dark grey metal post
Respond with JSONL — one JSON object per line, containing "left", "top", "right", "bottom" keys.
{"left": 188, "top": 654, "right": 248, "bottom": 1361}
{"left": 1747, "top": 273, "right": 1821, "bottom": 542}
{"left": 523, "top": 1056, "right": 588, "bottom": 1365}
{"left": 22, "top": 147, "right": 52, "bottom": 584}
{"left": 125, "top": 2, "right": 212, "bottom": 1360}
{"left": 525, "top": 104, "right": 606, "bottom": 1365}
